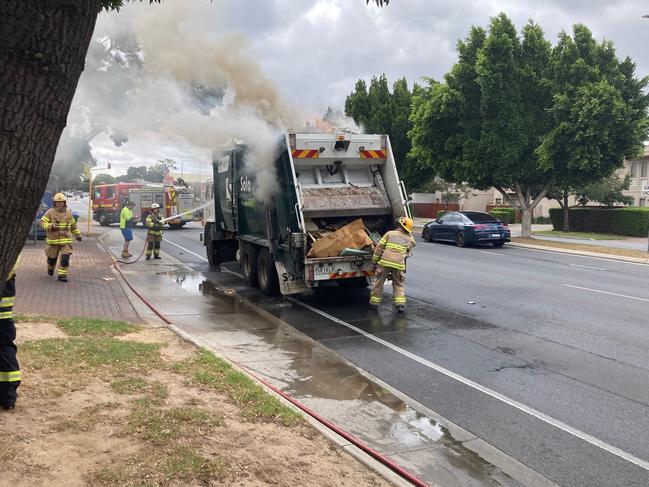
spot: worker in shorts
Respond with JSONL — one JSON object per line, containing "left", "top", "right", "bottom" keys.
{"left": 120, "top": 201, "right": 137, "bottom": 258}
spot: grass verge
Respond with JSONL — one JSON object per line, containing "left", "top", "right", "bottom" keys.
{"left": 533, "top": 230, "right": 628, "bottom": 240}
{"left": 512, "top": 237, "right": 649, "bottom": 259}
{"left": 56, "top": 317, "right": 139, "bottom": 337}
{"left": 174, "top": 349, "right": 303, "bottom": 426}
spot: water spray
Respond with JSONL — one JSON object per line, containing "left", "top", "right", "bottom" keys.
{"left": 115, "top": 200, "right": 213, "bottom": 264}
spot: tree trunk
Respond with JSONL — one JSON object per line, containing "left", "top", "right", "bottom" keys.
{"left": 562, "top": 190, "right": 570, "bottom": 232}
{"left": 0, "top": 1, "right": 101, "bottom": 283}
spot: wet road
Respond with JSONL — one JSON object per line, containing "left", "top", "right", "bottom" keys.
{"left": 142, "top": 223, "right": 649, "bottom": 487}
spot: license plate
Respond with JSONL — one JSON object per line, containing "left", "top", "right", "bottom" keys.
{"left": 491, "top": 233, "right": 500, "bottom": 238}
{"left": 315, "top": 266, "right": 334, "bottom": 276}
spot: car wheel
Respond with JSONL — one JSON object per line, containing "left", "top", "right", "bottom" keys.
{"left": 422, "top": 227, "right": 432, "bottom": 242}
{"left": 493, "top": 241, "right": 505, "bottom": 248}
{"left": 456, "top": 231, "right": 466, "bottom": 247}
{"left": 98, "top": 212, "right": 109, "bottom": 226}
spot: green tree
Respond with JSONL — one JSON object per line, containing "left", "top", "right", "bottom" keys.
{"left": 0, "top": 0, "right": 165, "bottom": 284}
{"left": 410, "top": 14, "right": 648, "bottom": 236}
{"left": 145, "top": 159, "right": 177, "bottom": 183}
{"left": 344, "top": 80, "right": 371, "bottom": 128}
{"left": 576, "top": 174, "right": 634, "bottom": 207}
{"left": 345, "top": 75, "right": 427, "bottom": 190}
{"left": 92, "top": 173, "right": 117, "bottom": 185}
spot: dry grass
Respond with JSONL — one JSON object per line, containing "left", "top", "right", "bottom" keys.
{"left": 512, "top": 237, "right": 649, "bottom": 260}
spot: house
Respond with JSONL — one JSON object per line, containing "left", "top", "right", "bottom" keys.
{"left": 619, "top": 145, "right": 649, "bottom": 207}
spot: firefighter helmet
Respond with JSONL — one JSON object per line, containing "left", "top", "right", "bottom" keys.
{"left": 151, "top": 203, "right": 160, "bottom": 209}
{"left": 398, "top": 216, "right": 414, "bottom": 234}
{"left": 53, "top": 192, "right": 67, "bottom": 202}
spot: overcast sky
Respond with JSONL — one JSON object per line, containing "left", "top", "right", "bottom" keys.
{"left": 88, "top": 0, "right": 649, "bottom": 176}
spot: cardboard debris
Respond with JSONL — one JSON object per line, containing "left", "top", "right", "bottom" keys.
{"left": 307, "top": 218, "right": 373, "bottom": 258}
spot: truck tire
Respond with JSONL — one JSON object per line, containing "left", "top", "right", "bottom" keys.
{"left": 98, "top": 212, "right": 109, "bottom": 226}
{"left": 206, "top": 237, "right": 220, "bottom": 266}
{"left": 168, "top": 223, "right": 183, "bottom": 230}
{"left": 241, "top": 243, "right": 259, "bottom": 287}
{"left": 257, "top": 248, "right": 279, "bottom": 296}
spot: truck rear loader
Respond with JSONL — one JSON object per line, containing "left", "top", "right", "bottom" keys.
{"left": 202, "top": 129, "right": 410, "bottom": 295}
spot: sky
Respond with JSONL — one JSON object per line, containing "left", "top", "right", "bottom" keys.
{"left": 73, "top": 0, "right": 649, "bottom": 177}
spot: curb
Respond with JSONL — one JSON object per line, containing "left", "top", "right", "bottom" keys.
{"left": 507, "top": 241, "right": 649, "bottom": 264}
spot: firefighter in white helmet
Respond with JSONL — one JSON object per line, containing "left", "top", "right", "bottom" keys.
{"left": 369, "top": 216, "right": 415, "bottom": 312}
{"left": 40, "top": 193, "right": 82, "bottom": 282}
{"left": 145, "top": 203, "right": 163, "bottom": 260}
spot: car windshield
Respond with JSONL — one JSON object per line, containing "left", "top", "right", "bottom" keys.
{"left": 463, "top": 212, "right": 499, "bottom": 223}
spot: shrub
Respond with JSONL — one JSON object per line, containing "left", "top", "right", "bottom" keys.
{"left": 437, "top": 210, "right": 447, "bottom": 219}
{"left": 549, "top": 207, "right": 649, "bottom": 236}
{"left": 488, "top": 207, "right": 516, "bottom": 224}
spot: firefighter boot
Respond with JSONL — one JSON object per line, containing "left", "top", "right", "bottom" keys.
{"left": 47, "top": 257, "right": 56, "bottom": 276}
{"left": 47, "top": 269, "right": 54, "bottom": 276}
{"left": 154, "top": 255, "right": 162, "bottom": 260}
{"left": 146, "top": 256, "right": 151, "bottom": 260}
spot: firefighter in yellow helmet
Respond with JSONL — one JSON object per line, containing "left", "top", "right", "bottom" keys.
{"left": 0, "top": 259, "right": 20, "bottom": 410}
{"left": 145, "top": 203, "right": 163, "bottom": 260}
{"left": 369, "top": 216, "right": 415, "bottom": 312}
{"left": 40, "top": 193, "right": 82, "bottom": 282}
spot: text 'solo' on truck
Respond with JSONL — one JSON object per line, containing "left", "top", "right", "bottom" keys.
{"left": 201, "top": 129, "right": 411, "bottom": 295}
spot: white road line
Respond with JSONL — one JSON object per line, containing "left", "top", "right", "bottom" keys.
{"left": 287, "top": 296, "right": 649, "bottom": 471}
{"left": 569, "top": 264, "right": 607, "bottom": 271}
{"left": 562, "top": 284, "right": 649, "bottom": 302}
{"left": 162, "top": 238, "right": 208, "bottom": 262}
{"left": 479, "top": 250, "right": 505, "bottom": 256}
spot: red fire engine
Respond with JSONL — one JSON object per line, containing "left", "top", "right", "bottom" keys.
{"left": 92, "top": 183, "right": 195, "bottom": 229}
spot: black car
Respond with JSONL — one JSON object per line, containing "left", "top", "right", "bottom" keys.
{"left": 422, "top": 211, "right": 511, "bottom": 247}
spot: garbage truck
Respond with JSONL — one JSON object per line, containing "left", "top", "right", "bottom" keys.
{"left": 202, "top": 129, "right": 410, "bottom": 295}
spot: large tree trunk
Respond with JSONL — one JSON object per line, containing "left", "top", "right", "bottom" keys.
{"left": 0, "top": 1, "right": 101, "bottom": 283}
{"left": 562, "top": 190, "right": 570, "bottom": 232}
{"left": 496, "top": 183, "right": 550, "bottom": 238}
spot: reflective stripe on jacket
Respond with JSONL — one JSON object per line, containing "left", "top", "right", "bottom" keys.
{"left": 40, "top": 208, "right": 80, "bottom": 245}
{"left": 372, "top": 229, "right": 416, "bottom": 271}
{"left": 145, "top": 213, "right": 163, "bottom": 236}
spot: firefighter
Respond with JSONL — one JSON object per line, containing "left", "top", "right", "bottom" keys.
{"left": 40, "top": 193, "right": 82, "bottom": 282}
{"left": 369, "top": 216, "right": 416, "bottom": 313}
{"left": 120, "top": 201, "right": 137, "bottom": 258}
{"left": 1, "top": 260, "right": 20, "bottom": 410}
{"left": 145, "top": 203, "right": 163, "bottom": 260}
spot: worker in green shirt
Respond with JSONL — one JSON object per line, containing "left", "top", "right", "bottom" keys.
{"left": 120, "top": 201, "right": 137, "bottom": 258}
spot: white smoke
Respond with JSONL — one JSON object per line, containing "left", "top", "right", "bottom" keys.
{"left": 63, "top": 0, "right": 307, "bottom": 202}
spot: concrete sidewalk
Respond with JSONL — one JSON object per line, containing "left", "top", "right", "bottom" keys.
{"left": 15, "top": 237, "right": 140, "bottom": 323}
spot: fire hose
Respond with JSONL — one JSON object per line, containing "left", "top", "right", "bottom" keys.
{"left": 109, "top": 256, "right": 430, "bottom": 487}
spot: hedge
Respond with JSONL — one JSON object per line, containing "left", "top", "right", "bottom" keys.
{"left": 549, "top": 207, "right": 649, "bottom": 237}
{"left": 488, "top": 208, "right": 516, "bottom": 224}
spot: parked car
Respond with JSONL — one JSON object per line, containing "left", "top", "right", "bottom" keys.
{"left": 27, "top": 191, "right": 79, "bottom": 240}
{"left": 422, "top": 211, "right": 511, "bottom": 248}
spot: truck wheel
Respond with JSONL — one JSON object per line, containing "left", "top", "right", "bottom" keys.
{"left": 241, "top": 244, "right": 259, "bottom": 287}
{"left": 98, "top": 212, "right": 109, "bottom": 226}
{"left": 257, "top": 248, "right": 279, "bottom": 296}
{"left": 168, "top": 223, "right": 183, "bottom": 230}
{"left": 206, "top": 238, "right": 220, "bottom": 266}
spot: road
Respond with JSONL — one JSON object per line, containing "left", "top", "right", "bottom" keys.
{"left": 140, "top": 222, "right": 649, "bottom": 487}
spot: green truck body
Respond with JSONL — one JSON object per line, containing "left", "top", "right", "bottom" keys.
{"left": 202, "top": 130, "right": 409, "bottom": 295}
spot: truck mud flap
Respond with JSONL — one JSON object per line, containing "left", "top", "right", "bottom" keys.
{"left": 275, "top": 261, "right": 308, "bottom": 295}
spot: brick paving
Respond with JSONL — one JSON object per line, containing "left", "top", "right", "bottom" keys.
{"left": 14, "top": 237, "right": 141, "bottom": 323}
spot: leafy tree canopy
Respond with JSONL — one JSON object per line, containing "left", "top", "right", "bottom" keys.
{"left": 409, "top": 13, "right": 649, "bottom": 235}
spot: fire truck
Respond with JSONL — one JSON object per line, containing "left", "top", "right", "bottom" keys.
{"left": 92, "top": 183, "right": 195, "bottom": 229}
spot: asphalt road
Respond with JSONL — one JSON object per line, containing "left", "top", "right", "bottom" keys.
{"left": 145, "top": 222, "right": 649, "bottom": 487}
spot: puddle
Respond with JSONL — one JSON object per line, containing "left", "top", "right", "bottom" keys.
{"left": 139, "top": 263, "right": 526, "bottom": 486}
